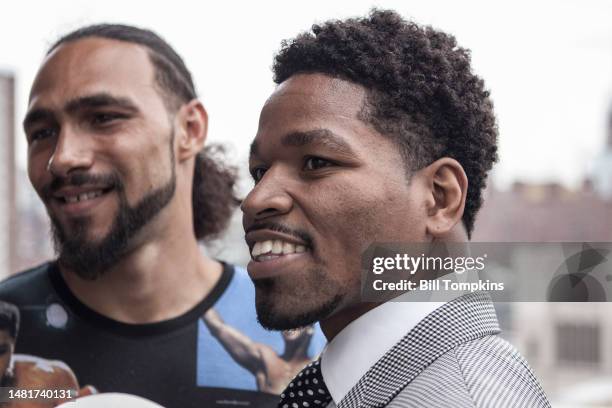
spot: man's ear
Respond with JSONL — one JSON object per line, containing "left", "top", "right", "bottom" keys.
{"left": 176, "top": 99, "right": 208, "bottom": 162}
{"left": 422, "top": 158, "right": 468, "bottom": 238}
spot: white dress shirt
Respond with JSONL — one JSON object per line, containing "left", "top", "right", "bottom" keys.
{"left": 320, "top": 298, "right": 445, "bottom": 406}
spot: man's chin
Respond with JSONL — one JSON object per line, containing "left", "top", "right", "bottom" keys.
{"left": 255, "top": 293, "right": 343, "bottom": 331}
{"left": 56, "top": 233, "right": 125, "bottom": 281}
{"left": 58, "top": 250, "right": 110, "bottom": 281}
{"left": 252, "top": 270, "right": 347, "bottom": 330}
{"left": 57, "top": 223, "right": 110, "bottom": 244}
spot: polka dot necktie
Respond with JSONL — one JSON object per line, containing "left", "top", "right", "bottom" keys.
{"left": 278, "top": 359, "right": 332, "bottom": 408}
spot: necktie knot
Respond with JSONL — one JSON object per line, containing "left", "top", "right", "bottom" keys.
{"left": 278, "top": 359, "right": 332, "bottom": 408}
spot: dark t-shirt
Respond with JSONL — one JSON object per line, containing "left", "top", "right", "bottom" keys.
{"left": 0, "top": 262, "right": 326, "bottom": 408}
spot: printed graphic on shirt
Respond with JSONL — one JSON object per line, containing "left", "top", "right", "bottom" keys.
{"left": 197, "top": 268, "right": 326, "bottom": 394}
{"left": 0, "top": 299, "right": 96, "bottom": 407}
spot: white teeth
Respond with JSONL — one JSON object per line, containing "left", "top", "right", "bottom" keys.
{"left": 252, "top": 242, "right": 262, "bottom": 257}
{"left": 272, "top": 240, "right": 283, "bottom": 254}
{"left": 282, "top": 242, "right": 296, "bottom": 254}
{"left": 260, "top": 241, "right": 273, "bottom": 255}
{"left": 64, "top": 190, "right": 104, "bottom": 203}
{"left": 251, "top": 239, "right": 308, "bottom": 259}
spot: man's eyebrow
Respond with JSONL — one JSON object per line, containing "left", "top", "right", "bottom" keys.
{"left": 23, "top": 108, "right": 54, "bottom": 131}
{"left": 23, "top": 93, "right": 139, "bottom": 131}
{"left": 64, "top": 93, "right": 139, "bottom": 114}
{"left": 282, "top": 129, "right": 353, "bottom": 153}
{"left": 249, "top": 129, "right": 355, "bottom": 160}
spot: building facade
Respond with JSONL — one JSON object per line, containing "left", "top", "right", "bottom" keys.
{"left": 0, "top": 73, "right": 16, "bottom": 280}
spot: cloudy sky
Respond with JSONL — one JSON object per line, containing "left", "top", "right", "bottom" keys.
{"left": 1, "top": 0, "right": 611, "bottom": 189}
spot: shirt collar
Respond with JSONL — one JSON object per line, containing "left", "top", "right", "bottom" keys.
{"left": 320, "top": 298, "right": 444, "bottom": 405}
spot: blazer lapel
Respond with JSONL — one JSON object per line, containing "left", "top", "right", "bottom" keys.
{"left": 337, "top": 292, "right": 500, "bottom": 408}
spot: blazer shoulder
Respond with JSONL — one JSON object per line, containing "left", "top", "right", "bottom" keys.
{"left": 389, "top": 334, "right": 551, "bottom": 408}
{"left": 451, "top": 334, "right": 551, "bottom": 408}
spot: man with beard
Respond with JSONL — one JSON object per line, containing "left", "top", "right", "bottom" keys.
{"left": 0, "top": 24, "right": 323, "bottom": 407}
{"left": 242, "top": 10, "right": 550, "bottom": 408}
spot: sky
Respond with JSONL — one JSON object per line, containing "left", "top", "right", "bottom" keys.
{"left": 1, "top": 0, "right": 611, "bottom": 190}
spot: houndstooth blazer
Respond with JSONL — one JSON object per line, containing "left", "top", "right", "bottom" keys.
{"left": 328, "top": 292, "right": 550, "bottom": 408}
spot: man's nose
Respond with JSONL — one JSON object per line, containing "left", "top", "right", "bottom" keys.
{"left": 241, "top": 167, "right": 294, "bottom": 223}
{"left": 47, "top": 126, "right": 95, "bottom": 177}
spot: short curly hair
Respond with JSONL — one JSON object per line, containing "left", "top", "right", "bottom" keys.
{"left": 273, "top": 9, "right": 498, "bottom": 236}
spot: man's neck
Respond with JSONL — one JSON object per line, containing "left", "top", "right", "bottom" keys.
{"left": 60, "top": 233, "right": 222, "bottom": 324}
{"left": 320, "top": 302, "right": 380, "bottom": 341}
{"left": 282, "top": 339, "right": 311, "bottom": 362}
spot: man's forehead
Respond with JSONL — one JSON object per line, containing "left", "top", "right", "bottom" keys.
{"left": 267, "top": 73, "right": 367, "bottom": 111}
{"left": 252, "top": 73, "right": 371, "bottom": 157}
{"left": 29, "top": 37, "right": 156, "bottom": 103}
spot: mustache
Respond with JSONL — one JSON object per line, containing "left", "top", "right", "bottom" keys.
{"left": 42, "top": 171, "right": 122, "bottom": 199}
{"left": 245, "top": 221, "right": 314, "bottom": 249}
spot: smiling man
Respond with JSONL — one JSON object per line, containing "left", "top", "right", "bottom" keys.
{"left": 0, "top": 24, "right": 324, "bottom": 407}
{"left": 242, "top": 10, "right": 550, "bottom": 408}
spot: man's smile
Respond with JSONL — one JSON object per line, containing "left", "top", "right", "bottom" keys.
{"left": 49, "top": 185, "right": 116, "bottom": 217}
{"left": 251, "top": 239, "right": 308, "bottom": 260}
{"left": 245, "top": 229, "right": 314, "bottom": 279}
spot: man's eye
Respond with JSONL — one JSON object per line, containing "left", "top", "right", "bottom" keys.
{"left": 91, "top": 112, "right": 124, "bottom": 126}
{"left": 29, "top": 128, "right": 57, "bottom": 142}
{"left": 304, "top": 156, "right": 333, "bottom": 171}
{"left": 250, "top": 167, "right": 267, "bottom": 182}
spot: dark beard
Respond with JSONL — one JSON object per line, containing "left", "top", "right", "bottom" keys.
{"left": 49, "top": 142, "right": 176, "bottom": 280}
{"left": 253, "top": 269, "right": 344, "bottom": 330}
{"left": 51, "top": 175, "right": 175, "bottom": 280}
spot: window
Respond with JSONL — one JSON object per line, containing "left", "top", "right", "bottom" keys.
{"left": 556, "top": 323, "right": 600, "bottom": 365}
